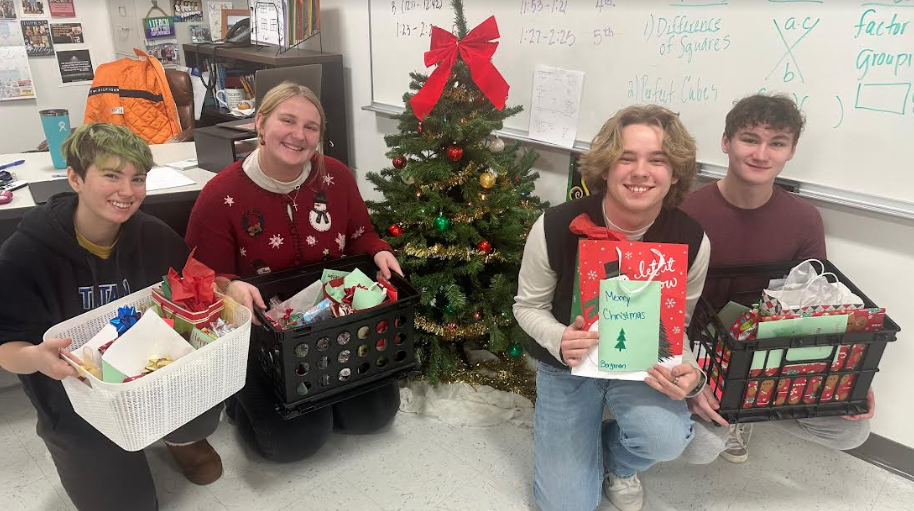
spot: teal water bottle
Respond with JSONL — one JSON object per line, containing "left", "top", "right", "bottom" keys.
{"left": 40, "top": 109, "right": 71, "bottom": 169}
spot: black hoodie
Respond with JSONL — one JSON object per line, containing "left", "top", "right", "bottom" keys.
{"left": 0, "top": 193, "right": 189, "bottom": 430}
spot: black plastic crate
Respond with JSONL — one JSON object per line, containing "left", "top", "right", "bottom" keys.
{"left": 245, "top": 255, "right": 419, "bottom": 418}
{"left": 688, "top": 260, "right": 900, "bottom": 423}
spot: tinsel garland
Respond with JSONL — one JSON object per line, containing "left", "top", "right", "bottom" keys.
{"left": 415, "top": 313, "right": 513, "bottom": 341}
{"left": 396, "top": 200, "right": 538, "bottom": 228}
{"left": 418, "top": 162, "right": 478, "bottom": 192}
{"left": 402, "top": 243, "right": 507, "bottom": 262}
{"left": 436, "top": 356, "right": 536, "bottom": 401}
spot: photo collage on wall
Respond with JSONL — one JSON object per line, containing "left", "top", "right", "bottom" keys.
{"left": 0, "top": 3, "right": 32, "bottom": 100}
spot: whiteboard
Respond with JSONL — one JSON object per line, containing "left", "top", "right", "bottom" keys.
{"left": 370, "top": 0, "right": 914, "bottom": 203}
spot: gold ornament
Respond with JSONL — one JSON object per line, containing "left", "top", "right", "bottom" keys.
{"left": 479, "top": 172, "right": 496, "bottom": 189}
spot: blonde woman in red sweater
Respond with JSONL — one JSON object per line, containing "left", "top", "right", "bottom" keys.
{"left": 186, "top": 82, "right": 402, "bottom": 462}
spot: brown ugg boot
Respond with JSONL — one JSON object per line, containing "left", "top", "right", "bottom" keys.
{"left": 166, "top": 439, "right": 223, "bottom": 485}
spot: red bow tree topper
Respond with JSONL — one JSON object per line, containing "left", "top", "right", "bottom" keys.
{"left": 409, "top": 16, "right": 510, "bottom": 121}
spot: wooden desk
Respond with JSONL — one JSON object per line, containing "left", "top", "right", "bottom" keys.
{"left": 0, "top": 143, "right": 214, "bottom": 242}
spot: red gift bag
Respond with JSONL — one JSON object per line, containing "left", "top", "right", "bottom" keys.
{"left": 570, "top": 214, "right": 689, "bottom": 360}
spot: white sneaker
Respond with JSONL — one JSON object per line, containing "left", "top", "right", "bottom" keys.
{"left": 603, "top": 472, "right": 643, "bottom": 511}
{"left": 720, "top": 423, "right": 752, "bottom": 464}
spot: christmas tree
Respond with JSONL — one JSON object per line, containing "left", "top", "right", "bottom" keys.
{"left": 615, "top": 328, "right": 627, "bottom": 352}
{"left": 366, "top": 0, "right": 546, "bottom": 396}
{"left": 658, "top": 320, "right": 672, "bottom": 361}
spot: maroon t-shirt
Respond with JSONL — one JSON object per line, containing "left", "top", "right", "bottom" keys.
{"left": 680, "top": 182, "right": 826, "bottom": 308}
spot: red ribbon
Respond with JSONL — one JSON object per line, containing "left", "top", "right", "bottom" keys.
{"left": 568, "top": 214, "right": 627, "bottom": 241}
{"left": 409, "top": 16, "right": 509, "bottom": 121}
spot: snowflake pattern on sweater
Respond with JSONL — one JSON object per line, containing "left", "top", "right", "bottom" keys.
{"left": 185, "top": 155, "right": 391, "bottom": 278}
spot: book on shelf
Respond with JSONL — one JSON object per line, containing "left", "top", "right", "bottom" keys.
{"left": 250, "top": 0, "right": 320, "bottom": 50}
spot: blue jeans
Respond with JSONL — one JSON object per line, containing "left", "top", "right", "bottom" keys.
{"left": 534, "top": 361, "right": 694, "bottom": 511}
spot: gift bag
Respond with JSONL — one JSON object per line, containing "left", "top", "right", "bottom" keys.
{"left": 761, "top": 260, "right": 864, "bottom": 317}
{"left": 569, "top": 214, "right": 689, "bottom": 364}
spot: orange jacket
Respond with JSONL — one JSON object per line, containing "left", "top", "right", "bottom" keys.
{"left": 84, "top": 49, "right": 182, "bottom": 144}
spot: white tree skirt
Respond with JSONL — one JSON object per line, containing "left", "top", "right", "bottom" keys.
{"left": 399, "top": 380, "right": 533, "bottom": 428}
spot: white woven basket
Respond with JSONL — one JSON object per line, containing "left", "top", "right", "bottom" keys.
{"left": 45, "top": 284, "right": 251, "bottom": 452}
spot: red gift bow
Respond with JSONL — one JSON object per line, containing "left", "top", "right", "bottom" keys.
{"left": 568, "top": 214, "right": 627, "bottom": 241}
{"left": 409, "top": 16, "right": 509, "bottom": 121}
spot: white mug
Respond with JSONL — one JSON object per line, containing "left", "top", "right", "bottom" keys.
{"left": 215, "top": 88, "right": 245, "bottom": 110}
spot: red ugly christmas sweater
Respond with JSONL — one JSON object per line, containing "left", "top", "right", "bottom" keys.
{"left": 185, "top": 155, "right": 391, "bottom": 278}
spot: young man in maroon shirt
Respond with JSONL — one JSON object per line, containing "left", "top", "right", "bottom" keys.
{"left": 679, "top": 93, "right": 874, "bottom": 464}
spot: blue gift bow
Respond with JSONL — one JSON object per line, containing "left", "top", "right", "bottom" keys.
{"left": 110, "top": 306, "right": 140, "bottom": 335}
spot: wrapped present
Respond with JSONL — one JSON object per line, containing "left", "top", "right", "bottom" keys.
{"left": 821, "top": 374, "right": 840, "bottom": 401}
{"left": 805, "top": 376, "right": 824, "bottom": 404}
{"left": 569, "top": 214, "right": 689, "bottom": 368}
{"left": 728, "top": 307, "right": 760, "bottom": 341}
{"left": 265, "top": 279, "right": 323, "bottom": 325}
{"left": 100, "top": 311, "right": 194, "bottom": 383}
{"left": 322, "top": 268, "right": 390, "bottom": 315}
{"left": 152, "top": 250, "right": 223, "bottom": 335}
{"left": 835, "top": 374, "right": 855, "bottom": 401}
{"left": 846, "top": 308, "right": 886, "bottom": 332}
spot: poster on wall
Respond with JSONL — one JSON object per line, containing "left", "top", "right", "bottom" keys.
{"left": 144, "top": 17, "right": 175, "bottom": 39}
{"left": 0, "top": 0, "right": 16, "bottom": 19}
{"left": 189, "top": 24, "right": 210, "bottom": 43}
{"left": 20, "top": 0, "right": 45, "bottom": 17}
{"left": 0, "top": 19, "right": 22, "bottom": 45}
{"left": 50, "top": 22, "right": 82, "bottom": 44}
{"left": 57, "top": 48, "right": 93, "bottom": 83}
{"left": 207, "top": 1, "right": 232, "bottom": 42}
{"left": 0, "top": 45, "right": 35, "bottom": 100}
{"left": 49, "top": 0, "right": 75, "bottom": 18}
{"left": 21, "top": 19, "right": 54, "bottom": 56}
{"left": 173, "top": 0, "right": 203, "bottom": 22}
{"left": 145, "top": 38, "right": 180, "bottom": 66}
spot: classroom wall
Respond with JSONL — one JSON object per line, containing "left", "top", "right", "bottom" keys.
{"left": 0, "top": 2, "right": 116, "bottom": 154}
{"left": 320, "top": 0, "right": 914, "bottom": 450}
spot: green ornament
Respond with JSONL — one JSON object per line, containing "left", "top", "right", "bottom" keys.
{"left": 433, "top": 215, "right": 451, "bottom": 232}
{"left": 444, "top": 304, "right": 455, "bottom": 314}
{"left": 508, "top": 342, "right": 523, "bottom": 358}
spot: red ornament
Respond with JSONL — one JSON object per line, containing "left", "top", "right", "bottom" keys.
{"left": 417, "top": 122, "right": 424, "bottom": 134}
{"left": 388, "top": 224, "right": 404, "bottom": 237}
{"left": 476, "top": 239, "right": 493, "bottom": 254}
{"left": 473, "top": 311, "right": 483, "bottom": 321}
{"left": 446, "top": 145, "right": 464, "bottom": 162}
{"left": 447, "top": 322, "right": 458, "bottom": 331}
{"left": 392, "top": 156, "right": 407, "bottom": 169}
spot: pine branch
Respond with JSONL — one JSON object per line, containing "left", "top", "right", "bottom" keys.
{"left": 451, "top": 0, "right": 468, "bottom": 40}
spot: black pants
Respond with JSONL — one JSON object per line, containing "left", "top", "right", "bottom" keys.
{"left": 35, "top": 389, "right": 222, "bottom": 511}
{"left": 228, "top": 363, "right": 401, "bottom": 463}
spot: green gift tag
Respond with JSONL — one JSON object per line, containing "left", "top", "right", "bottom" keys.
{"left": 321, "top": 269, "right": 350, "bottom": 284}
{"left": 598, "top": 279, "right": 661, "bottom": 372}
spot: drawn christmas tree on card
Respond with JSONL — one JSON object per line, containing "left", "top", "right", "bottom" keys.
{"left": 615, "top": 328, "right": 627, "bottom": 351}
